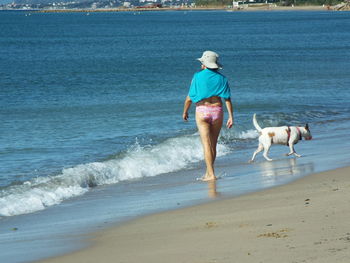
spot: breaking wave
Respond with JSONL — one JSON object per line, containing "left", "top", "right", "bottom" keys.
{"left": 1, "top": 106, "right": 349, "bottom": 217}
{"left": 1, "top": 133, "right": 230, "bottom": 217}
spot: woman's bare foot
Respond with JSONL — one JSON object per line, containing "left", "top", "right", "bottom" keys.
{"left": 200, "top": 175, "right": 217, "bottom": 181}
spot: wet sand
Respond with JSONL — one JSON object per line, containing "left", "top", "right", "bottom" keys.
{"left": 39, "top": 166, "right": 350, "bottom": 263}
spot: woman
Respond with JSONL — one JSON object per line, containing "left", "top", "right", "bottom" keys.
{"left": 183, "top": 51, "right": 234, "bottom": 181}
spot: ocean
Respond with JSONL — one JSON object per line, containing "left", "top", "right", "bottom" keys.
{"left": 0, "top": 10, "right": 350, "bottom": 262}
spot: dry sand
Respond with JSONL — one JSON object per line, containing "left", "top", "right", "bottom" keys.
{"left": 39, "top": 166, "right": 350, "bottom": 263}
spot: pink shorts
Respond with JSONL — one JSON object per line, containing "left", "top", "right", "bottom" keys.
{"left": 196, "top": 105, "right": 223, "bottom": 124}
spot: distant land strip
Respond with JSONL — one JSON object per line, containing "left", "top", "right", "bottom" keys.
{"left": 35, "top": 5, "right": 336, "bottom": 13}
{"left": 36, "top": 7, "right": 226, "bottom": 13}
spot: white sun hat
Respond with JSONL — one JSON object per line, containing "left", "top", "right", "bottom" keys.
{"left": 197, "top": 50, "right": 222, "bottom": 69}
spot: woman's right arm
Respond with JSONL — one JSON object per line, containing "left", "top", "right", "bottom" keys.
{"left": 183, "top": 96, "right": 192, "bottom": 121}
{"left": 224, "top": 98, "right": 234, "bottom": 128}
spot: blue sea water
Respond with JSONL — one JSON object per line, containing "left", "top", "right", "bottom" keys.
{"left": 0, "top": 10, "right": 350, "bottom": 262}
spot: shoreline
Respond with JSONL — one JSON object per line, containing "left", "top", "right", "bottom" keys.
{"left": 5, "top": 4, "right": 349, "bottom": 14}
{"left": 31, "top": 5, "right": 331, "bottom": 13}
{"left": 39, "top": 165, "right": 350, "bottom": 263}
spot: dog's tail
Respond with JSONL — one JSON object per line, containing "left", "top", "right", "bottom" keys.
{"left": 253, "top": 113, "right": 262, "bottom": 133}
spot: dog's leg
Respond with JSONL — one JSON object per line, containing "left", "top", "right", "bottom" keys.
{"left": 250, "top": 143, "right": 263, "bottom": 163}
{"left": 286, "top": 142, "right": 294, "bottom": 156}
{"left": 262, "top": 143, "right": 273, "bottom": 161}
{"left": 293, "top": 150, "right": 302, "bottom": 158}
{"left": 286, "top": 143, "right": 301, "bottom": 158}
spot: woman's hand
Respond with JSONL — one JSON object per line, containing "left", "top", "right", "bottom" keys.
{"left": 183, "top": 96, "right": 192, "bottom": 122}
{"left": 183, "top": 112, "right": 189, "bottom": 122}
{"left": 226, "top": 117, "right": 233, "bottom": 129}
{"left": 224, "top": 99, "right": 234, "bottom": 129}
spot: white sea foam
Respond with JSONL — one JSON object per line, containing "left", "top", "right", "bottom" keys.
{"left": 237, "top": 129, "right": 259, "bottom": 139}
{"left": 0, "top": 134, "right": 230, "bottom": 217}
{"left": 220, "top": 129, "right": 259, "bottom": 142}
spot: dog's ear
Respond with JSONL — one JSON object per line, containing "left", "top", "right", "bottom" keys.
{"left": 305, "top": 123, "right": 309, "bottom": 130}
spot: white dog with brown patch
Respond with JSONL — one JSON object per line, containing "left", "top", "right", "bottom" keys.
{"left": 250, "top": 114, "right": 312, "bottom": 162}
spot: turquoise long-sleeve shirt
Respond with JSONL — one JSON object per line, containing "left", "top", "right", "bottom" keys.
{"left": 188, "top": 69, "right": 231, "bottom": 103}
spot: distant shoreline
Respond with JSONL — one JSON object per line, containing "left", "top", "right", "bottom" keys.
{"left": 1, "top": 4, "right": 346, "bottom": 13}
{"left": 29, "top": 5, "right": 333, "bottom": 13}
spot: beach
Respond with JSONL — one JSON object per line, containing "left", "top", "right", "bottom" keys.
{"left": 1, "top": 10, "right": 350, "bottom": 263}
{"left": 39, "top": 166, "right": 350, "bottom": 263}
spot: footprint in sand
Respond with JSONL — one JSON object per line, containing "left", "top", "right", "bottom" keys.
{"left": 257, "top": 228, "right": 292, "bottom": 238}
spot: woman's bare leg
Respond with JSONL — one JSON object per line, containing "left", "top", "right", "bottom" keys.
{"left": 196, "top": 116, "right": 215, "bottom": 179}
{"left": 196, "top": 112, "right": 223, "bottom": 181}
{"left": 209, "top": 117, "right": 223, "bottom": 164}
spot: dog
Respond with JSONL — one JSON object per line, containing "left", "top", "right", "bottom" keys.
{"left": 250, "top": 114, "right": 312, "bottom": 162}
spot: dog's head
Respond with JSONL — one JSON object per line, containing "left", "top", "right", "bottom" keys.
{"left": 303, "top": 124, "right": 312, "bottom": 140}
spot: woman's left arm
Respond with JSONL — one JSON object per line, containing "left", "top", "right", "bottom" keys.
{"left": 224, "top": 98, "right": 234, "bottom": 128}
